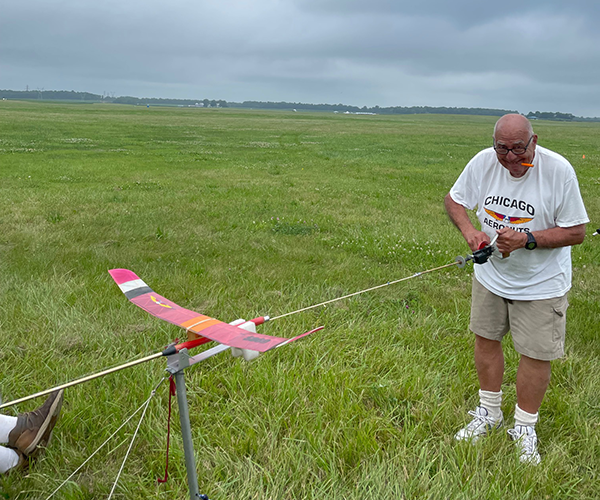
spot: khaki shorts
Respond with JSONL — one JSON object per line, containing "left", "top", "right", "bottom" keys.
{"left": 469, "top": 278, "right": 568, "bottom": 361}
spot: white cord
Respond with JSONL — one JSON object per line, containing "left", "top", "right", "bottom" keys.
{"left": 44, "top": 377, "right": 166, "bottom": 500}
{"left": 107, "top": 388, "right": 156, "bottom": 499}
{"left": 269, "top": 260, "right": 459, "bottom": 321}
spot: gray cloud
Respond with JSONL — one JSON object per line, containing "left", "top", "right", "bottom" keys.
{"left": 1, "top": 0, "right": 599, "bottom": 116}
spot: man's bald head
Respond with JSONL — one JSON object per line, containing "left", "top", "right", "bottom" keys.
{"left": 494, "top": 114, "right": 534, "bottom": 139}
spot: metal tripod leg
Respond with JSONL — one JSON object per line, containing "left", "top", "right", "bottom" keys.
{"left": 167, "top": 349, "right": 200, "bottom": 500}
{"left": 174, "top": 369, "right": 200, "bottom": 499}
{"left": 165, "top": 344, "right": 227, "bottom": 499}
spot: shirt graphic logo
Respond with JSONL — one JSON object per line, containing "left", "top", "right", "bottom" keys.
{"left": 484, "top": 208, "right": 533, "bottom": 225}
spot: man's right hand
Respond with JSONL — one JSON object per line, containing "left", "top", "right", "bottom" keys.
{"left": 444, "top": 194, "right": 489, "bottom": 252}
{"left": 464, "top": 229, "right": 490, "bottom": 252}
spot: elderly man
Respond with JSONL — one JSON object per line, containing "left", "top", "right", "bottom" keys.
{"left": 445, "top": 114, "right": 588, "bottom": 464}
{"left": 0, "top": 390, "right": 64, "bottom": 473}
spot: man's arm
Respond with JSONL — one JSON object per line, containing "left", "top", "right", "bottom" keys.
{"left": 444, "top": 193, "right": 489, "bottom": 252}
{"left": 496, "top": 224, "right": 586, "bottom": 254}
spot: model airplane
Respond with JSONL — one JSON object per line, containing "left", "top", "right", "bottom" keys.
{"left": 109, "top": 269, "right": 319, "bottom": 360}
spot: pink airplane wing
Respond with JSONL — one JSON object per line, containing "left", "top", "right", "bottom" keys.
{"left": 109, "top": 269, "right": 291, "bottom": 352}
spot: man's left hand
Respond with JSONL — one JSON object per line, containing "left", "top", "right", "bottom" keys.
{"left": 495, "top": 227, "right": 527, "bottom": 254}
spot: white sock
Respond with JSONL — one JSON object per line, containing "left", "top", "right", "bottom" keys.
{"left": 514, "top": 404, "right": 538, "bottom": 429}
{"left": 0, "top": 415, "right": 18, "bottom": 444}
{"left": 479, "top": 389, "right": 503, "bottom": 421}
{"left": 0, "top": 446, "right": 20, "bottom": 474}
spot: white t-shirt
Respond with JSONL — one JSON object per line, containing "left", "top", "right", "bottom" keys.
{"left": 450, "top": 145, "right": 589, "bottom": 300}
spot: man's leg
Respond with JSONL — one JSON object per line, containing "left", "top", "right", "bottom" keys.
{"left": 509, "top": 357, "right": 546, "bottom": 466}
{"left": 0, "top": 446, "right": 22, "bottom": 475}
{"left": 475, "top": 334, "right": 505, "bottom": 392}
{"left": 455, "top": 280, "right": 508, "bottom": 442}
{"left": 0, "top": 416, "right": 23, "bottom": 474}
{"left": 455, "top": 335, "right": 505, "bottom": 441}
{"left": 505, "top": 355, "right": 550, "bottom": 464}
{"left": 507, "top": 294, "right": 563, "bottom": 466}
{"left": 516, "top": 355, "right": 551, "bottom": 414}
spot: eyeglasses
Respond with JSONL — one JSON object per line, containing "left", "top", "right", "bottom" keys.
{"left": 494, "top": 135, "right": 534, "bottom": 155}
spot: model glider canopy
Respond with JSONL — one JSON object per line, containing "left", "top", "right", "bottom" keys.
{"left": 109, "top": 269, "right": 298, "bottom": 352}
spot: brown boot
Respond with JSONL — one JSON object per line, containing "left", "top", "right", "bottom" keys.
{"left": 8, "top": 390, "right": 64, "bottom": 457}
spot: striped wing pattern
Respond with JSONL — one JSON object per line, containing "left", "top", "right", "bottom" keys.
{"left": 109, "top": 269, "right": 289, "bottom": 352}
{"left": 484, "top": 208, "right": 533, "bottom": 225}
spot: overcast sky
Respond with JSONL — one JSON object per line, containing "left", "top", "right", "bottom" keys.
{"left": 2, "top": 0, "right": 599, "bottom": 116}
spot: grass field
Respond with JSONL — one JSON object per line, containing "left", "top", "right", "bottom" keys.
{"left": 0, "top": 101, "right": 598, "bottom": 499}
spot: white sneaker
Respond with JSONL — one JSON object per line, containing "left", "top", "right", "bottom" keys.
{"left": 455, "top": 406, "right": 504, "bottom": 442}
{"left": 508, "top": 425, "right": 541, "bottom": 465}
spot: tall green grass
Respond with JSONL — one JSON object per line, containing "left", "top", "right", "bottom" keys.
{"left": 0, "top": 101, "right": 598, "bottom": 499}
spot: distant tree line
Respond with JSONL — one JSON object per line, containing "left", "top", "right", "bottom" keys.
{"left": 231, "top": 100, "right": 519, "bottom": 117}
{"left": 0, "top": 90, "right": 229, "bottom": 108}
{"left": 2, "top": 89, "right": 598, "bottom": 121}
{"left": 524, "top": 110, "right": 600, "bottom": 122}
{"left": 112, "top": 96, "right": 228, "bottom": 107}
{"left": 526, "top": 111, "right": 577, "bottom": 121}
{"left": 0, "top": 89, "right": 104, "bottom": 101}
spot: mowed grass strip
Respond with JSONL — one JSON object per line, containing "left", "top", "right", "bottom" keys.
{"left": 0, "top": 101, "right": 598, "bottom": 499}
